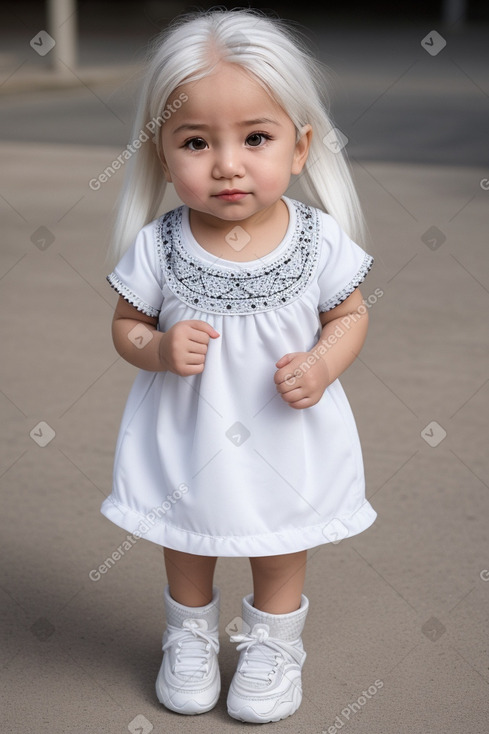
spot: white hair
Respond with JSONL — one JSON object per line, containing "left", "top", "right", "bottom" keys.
{"left": 107, "top": 7, "right": 366, "bottom": 267}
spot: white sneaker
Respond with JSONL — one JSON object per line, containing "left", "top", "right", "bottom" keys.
{"left": 156, "top": 585, "right": 221, "bottom": 715}
{"left": 227, "top": 594, "right": 309, "bottom": 723}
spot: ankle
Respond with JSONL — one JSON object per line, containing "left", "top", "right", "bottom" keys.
{"left": 252, "top": 601, "right": 301, "bottom": 614}
{"left": 169, "top": 588, "right": 214, "bottom": 607}
{"left": 243, "top": 593, "right": 309, "bottom": 642}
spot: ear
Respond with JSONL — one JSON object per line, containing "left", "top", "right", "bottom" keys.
{"left": 291, "top": 124, "right": 312, "bottom": 175}
{"left": 158, "top": 149, "right": 172, "bottom": 183}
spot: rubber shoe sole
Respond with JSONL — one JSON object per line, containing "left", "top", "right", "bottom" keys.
{"left": 155, "top": 657, "right": 220, "bottom": 715}
{"left": 227, "top": 675, "right": 302, "bottom": 723}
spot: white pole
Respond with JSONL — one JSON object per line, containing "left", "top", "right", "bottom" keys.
{"left": 47, "top": 0, "right": 77, "bottom": 73}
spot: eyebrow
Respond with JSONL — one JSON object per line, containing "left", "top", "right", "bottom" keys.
{"left": 172, "top": 118, "right": 280, "bottom": 135}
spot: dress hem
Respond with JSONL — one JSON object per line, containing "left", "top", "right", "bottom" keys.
{"left": 100, "top": 495, "right": 377, "bottom": 557}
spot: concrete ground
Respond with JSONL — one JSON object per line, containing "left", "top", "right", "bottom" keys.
{"left": 1, "top": 8, "right": 488, "bottom": 734}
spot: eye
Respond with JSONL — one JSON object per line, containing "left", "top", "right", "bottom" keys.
{"left": 184, "top": 137, "right": 208, "bottom": 151}
{"left": 245, "top": 132, "right": 271, "bottom": 147}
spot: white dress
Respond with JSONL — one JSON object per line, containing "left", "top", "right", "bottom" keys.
{"left": 101, "top": 196, "right": 377, "bottom": 556}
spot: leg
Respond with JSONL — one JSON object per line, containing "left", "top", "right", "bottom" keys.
{"left": 163, "top": 547, "right": 218, "bottom": 607}
{"left": 227, "top": 550, "right": 309, "bottom": 722}
{"left": 249, "top": 550, "right": 308, "bottom": 613}
{"left": 158, "top": 548, "right": 221, "bottom": 714}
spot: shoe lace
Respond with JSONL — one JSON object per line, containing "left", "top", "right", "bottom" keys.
{"left": 230, "top": 625, "right": 304, "bottom": 684}
{"left": 163, "top": 619, "right": 219, "bottom": 678}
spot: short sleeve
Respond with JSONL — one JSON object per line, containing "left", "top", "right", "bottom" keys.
{"left": 106, "top": 221, "right": 163, "bottom": 318}
{"left": 317, "top": 214, "right": 374, "bottom": 312}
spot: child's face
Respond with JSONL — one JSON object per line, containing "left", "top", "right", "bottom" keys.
{"left": 159, "top": 62, "right": 311, "bottom": 225}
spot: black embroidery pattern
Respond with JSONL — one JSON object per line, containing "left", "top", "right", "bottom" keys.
{"left": 154, "top": 200, "right": 320, "bottom": 315}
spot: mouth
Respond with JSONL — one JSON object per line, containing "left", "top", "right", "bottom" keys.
{"left": 214, "top": 189, "right": 248, "bottom": 201}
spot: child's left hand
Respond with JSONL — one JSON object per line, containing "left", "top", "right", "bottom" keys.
{"left": 274, "top": 352, "right": 330, "bottom": 409}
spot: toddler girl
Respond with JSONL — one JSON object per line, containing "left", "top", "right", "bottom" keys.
{"left": 101, "top": 7, "right": 377, "bottom": 723}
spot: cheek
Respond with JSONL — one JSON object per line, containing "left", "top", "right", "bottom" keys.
{"left": 254, "top": 155, "right": 292, "bottom": 186}
{"left": 173, "top": 158, "right": 206, "bottom": 186}
{"left": 169, "top": 162, "right": 207, "bottom": 199}
{"left": 161, "top": 152, "right": 191, "bottom": 185}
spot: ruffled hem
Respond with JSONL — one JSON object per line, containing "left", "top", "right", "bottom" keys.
{"left": 100, "top": 495, "right": 377, "bottom": 557}
{"left": 106, "top": 272, "right": 160, "bottom": 318}
{"left": 319, "top": 253, "right": 374, "bottom": 312}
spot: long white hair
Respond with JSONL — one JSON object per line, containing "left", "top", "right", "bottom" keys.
{"left": 107, "top": 7, "right": 366, "bottom": 267}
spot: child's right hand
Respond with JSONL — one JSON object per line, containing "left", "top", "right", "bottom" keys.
{"left": 159, "top": 320, "right": 220, "bottom": 376}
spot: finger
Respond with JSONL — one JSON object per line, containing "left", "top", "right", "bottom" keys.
{"left": 187, "top": 328, "right": 219, "bottom": 346}
{"left": 278, "top": 385, "right": 304, "bottom": 402}
{"left": 274, "top": 366, "right": 302, "bottom": 386}
{"left": 275, "top": 353, "right": 296, "bottom": 369}
{"left": 187, "top": 341, "right": 208, "bottom": 355}
{"left": 188, "top": 320, "right": 220, "bottom": 338}
{"left": 184, "top": 352, "right": 206, "bottom": 365}
{"left": 280, "top": 388, "right": 316, "bottom": 408}
{"left": 286, "top": 397, "right": 314, "bottom": 410}
{"left": 275, "top": 375, "right": 301, "bottom": 394}
{"left": 180, "top": 362, "right": 205, "bottom": 376}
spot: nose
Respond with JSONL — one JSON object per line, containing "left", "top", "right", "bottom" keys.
{"left": 211, "top": 144, "right": 245, "bottom": 179}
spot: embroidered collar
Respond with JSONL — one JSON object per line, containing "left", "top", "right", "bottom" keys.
{"left": 155, "top": 199, "right": 320, "bottom": 315}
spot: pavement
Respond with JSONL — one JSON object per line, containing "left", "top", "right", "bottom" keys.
{"left": 1, "top": 8, "right": 489, "bottom": 734}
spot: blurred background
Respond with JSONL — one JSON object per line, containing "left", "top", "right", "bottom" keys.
{"left": 1, "top": 0, "right": 488, "bottom": 163}
{"left": 1, "top": 2, "right": 489, "bottom": 733}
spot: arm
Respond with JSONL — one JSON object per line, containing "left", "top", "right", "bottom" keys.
{"left": 111, "top": 296, "right": 219, "bottom": 376}
{"left": 274, "top": 288, "right": 368, "bottom": 409}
